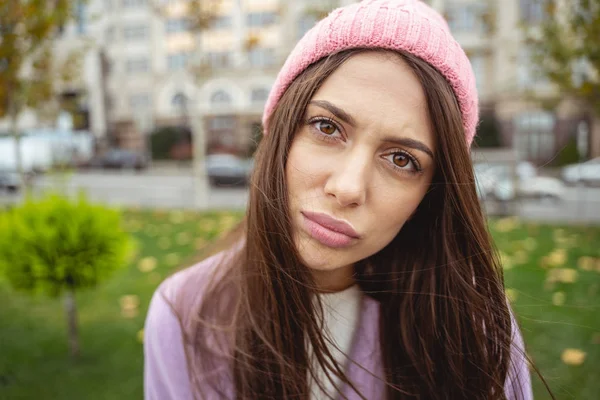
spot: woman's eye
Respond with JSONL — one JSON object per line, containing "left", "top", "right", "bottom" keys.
{"left": 392, "top": 153, "right": 410, "bottom": 168}
{"left": 384, "top": 151, "right": 420, "bottom": 173}
{"left": 316, "top": 120, "right": 338, "bottom": 135}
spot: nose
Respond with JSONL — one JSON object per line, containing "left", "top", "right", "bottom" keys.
{"left": 324, "top": 150, "right": 369, "bottom": 207}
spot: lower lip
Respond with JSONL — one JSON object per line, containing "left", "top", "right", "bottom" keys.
{"left": 301, "top": 213, "right": 356, "bottom": 249}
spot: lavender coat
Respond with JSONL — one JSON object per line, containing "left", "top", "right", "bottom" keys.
{"left": 144, "top": 252, "right": 533, "bottom": 400}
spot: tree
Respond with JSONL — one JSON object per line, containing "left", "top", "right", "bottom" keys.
{"left": 0, "top": 193, "right": 131, "bottom": 358}
{"left": 527, "top": 0, "right": 600, "bottom": 158}
{"left": 0, "top": 0, "right": 83, "bottom": 187}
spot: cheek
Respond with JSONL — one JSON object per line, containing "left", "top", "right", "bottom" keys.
{"left": 286, "top": 138, "right": 327, "bottom": 192}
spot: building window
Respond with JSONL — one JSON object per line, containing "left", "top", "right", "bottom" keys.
{"left": 126, "top": 57, "right": 150, "bottom": 73}
{"left": 130, "top": 93, "right": 151, "bottom": 110}
{"left": 251, "top": 88, "right": 269, "bottom": 104}
{"left": 165, "top": 18, "right": 189, "bottom": 34}
{"left": 298, "top": 14, "right": 317, "bottom": 40}
{"left": 211, "top": 15, "right": 232, "bottom": 29}
{"left": 76, "top": 1, "right": 88, "bottom": 35}
{"left": 517, "top": 48, "right": 546, "bottom": 90}
{"left": 247, "top": 11, "right": 278, "bottom": 27}
{"left": 206, "top": 51, "right": 232, "bottom": 69}
{"left": 519, "top": 0, "right": 546, "bottom": 23}
{"left": 105, "top": 26, "right": 115, "bottom": 42}
{"left": 513, "top": 111, "right": 555, "bottom": 161}
{"left": 248, "top": 48, "right": 276, "bottom": 68}
{"left": 167, "top": 53, "right": 189, "bottom": 70}
{"left": 468, "top": 54, "right": 486, "bottom": 93}
{"left": 122, "top": 0, "right": 146, "bottom": 8}
{"left": 208, "top": 115, "right": 235, "bottom": 130}
{"left": 172, "top": 92, "right": 189, "bottom": 113}
{"left": 210, "top": 90, "right": 232, "bottom": 106}
{"left": 123, "top": 24, "right": 149, "bottom": 40}
{"left": 446, "top": 4, "right": 489, "bottom": 34}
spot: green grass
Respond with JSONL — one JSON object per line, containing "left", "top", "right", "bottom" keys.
{"left": 0, "top": 212, "right": 598, "bottom": 399}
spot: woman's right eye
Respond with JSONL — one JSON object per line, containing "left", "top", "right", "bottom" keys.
{"left": 308, "top": 118, "right": 342, "bottom": 140}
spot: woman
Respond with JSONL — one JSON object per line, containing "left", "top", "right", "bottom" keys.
{"left": 145, "top": 1, "right": 540, "bottom": 399}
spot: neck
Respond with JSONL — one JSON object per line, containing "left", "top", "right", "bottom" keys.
{"left": 311, "top": 264, "right": 355, "bottom": 293}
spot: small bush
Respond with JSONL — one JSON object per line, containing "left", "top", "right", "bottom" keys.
{"left": 0, "top": 193, "right": 131, "bottom": 356}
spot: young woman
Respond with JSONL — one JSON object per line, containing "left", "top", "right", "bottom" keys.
{"left": 144, "top": 1, "right": 540, "bottom": 399}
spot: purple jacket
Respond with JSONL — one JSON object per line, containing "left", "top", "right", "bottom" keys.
{"left": 144, "top": 252, "right": 533, "bottom": 399}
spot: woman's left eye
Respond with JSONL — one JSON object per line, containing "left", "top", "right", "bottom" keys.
{"left": 383, "top": 151, "right": 420, "bottom": 173}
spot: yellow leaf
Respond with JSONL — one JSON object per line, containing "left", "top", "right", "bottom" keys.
{"left": 523, "top": 238, "right": 537, "bottom": 251}
{"left": 176, "top": 232, "right": 191, "bottom": 245}
{"left": 148, "top": 272, "right": 162, "bottom": 284}
{"left": 137, "top": 329, "right": 145, "bottom": 343}
{"left": 195, "top": 237, "right": 207, "bottom": 250}
{"left": 158, "top": 237, "right": 171, "bottom": 249}
{"left": 577, "top": 256, "right": 595, "bottom": 271}
{"left": 505, "top": 288, "right": 518, "bottom": 303}
{"left": 170, "top": 211, "right": 185, "bottom": 224}
{"left": 561, "top": 348, "right": 586, "bottom": 365}
{"left": 499, "top": 251, "right": 514, "bottom": 270}
{"left": 546, "top": 268, "right": 578, "bottom": 284}
{"left": 547, "top": 248, "right": 567, "bottom": 267}
{"left": 165, "top": 253, "right": 181, "bottom": 266}
{"left": 495, "top": 217, "right": 520, "bottom": 233}
{"left": 138, "top": 256, "right": 157, "bottom": 273}
{"left": 514, "top": 251, "right": 529, "bottom": 265}
{"left": 552, "top": 291, "right": 566, "bottom": 306}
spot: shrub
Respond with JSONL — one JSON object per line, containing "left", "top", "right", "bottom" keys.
{"left": 0, "top": 193, "right": 131, "bottom": 357}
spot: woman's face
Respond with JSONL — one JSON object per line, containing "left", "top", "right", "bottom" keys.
{"left": 286, "top": 52, "right": 436, "bottom": 289}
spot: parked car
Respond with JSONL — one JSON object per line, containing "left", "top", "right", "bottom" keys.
{"left": 86, "top": 149, "right": 148, "bottom": 170}
{"left": 0, "top": 169, "right": 20, "bottom": 193}
{"left": 562, "top": 157, "right": 600, "bottom": 185}
{"left": 205, "top": 154, "right": 253, "bottom": 186}
{"left": 474, "top": 162, "right": 565, "bottom": 201}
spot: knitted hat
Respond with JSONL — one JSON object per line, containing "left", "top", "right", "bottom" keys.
{"left": 262, "top": 0, "right": 478, "bottom": 146}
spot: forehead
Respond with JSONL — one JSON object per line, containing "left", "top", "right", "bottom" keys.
{"left": 310, "top": 52, "right": 434, "bottom": 146}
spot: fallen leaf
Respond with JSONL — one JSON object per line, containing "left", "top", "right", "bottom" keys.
{"left": 552, "top": 291, "right": 566, "bottom": 306}
{"left": 195, "top": 237, "right": 207, "bottom": 250}
{"left": 137, "top": 329, "right": 145, "bottom": 343}
{"left": 170, "top": 211, "right": 185, "bottom": 224}
{"left": 546, "top": 268, "right": 578, "bottom": 284}
{"left": 505, "top": 288, "right": 518, "bottom": 303}
{"left": 522, "top": 237, "right": 537, "bottom": 251}
{"left": 148, "top": 272, "right": 162, "bottom": 284}
{"left": 578, "top": 256, "right": 595, "bottom": 271}
{"left": 547, "top": 249, "right": 567, "bottom": 267}
{"left": 499, "top": 251, "right": 513, "bottom": 270}
{"left": 514, "top": 251, "right": 529, "bottom": 265}
{"left": 495, "top": 217, "right": 520, "bottom": 233}
{"left": 138, "top": 257, "right": 157, "bottom": 273}
{"left": 176, "top": 232, "right": 191, "bottom": 245}
{"left": 165, "top": 253, "right": 181, "bottom": 266}
{"left": 561, "top": 348, "right": 586, "bottom": 365}
{"left": 120, "top": 294, "right": 140, "bottom": 318}
{"left": 158, "top": 237, "right": 171, "bottom": 249}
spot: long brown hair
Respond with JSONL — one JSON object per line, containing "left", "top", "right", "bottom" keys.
{"left": 172, "top": 49, "right": 543, "bottom": 399}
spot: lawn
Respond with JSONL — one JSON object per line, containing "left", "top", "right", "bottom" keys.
{"left": 0, "top": 211, "right": 598, "bottom": 399}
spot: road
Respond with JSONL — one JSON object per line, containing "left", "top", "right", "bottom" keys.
{"left": 1, "top": 170, "right": 598, "bottom": 223}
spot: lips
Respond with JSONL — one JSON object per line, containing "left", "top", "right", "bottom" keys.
{"left": 301, "top": 211, "right": 360, "bottom": 248}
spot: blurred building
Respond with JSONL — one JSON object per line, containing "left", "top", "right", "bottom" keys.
{"left": 1, "top": 0, "right": 596, "bottom": 161}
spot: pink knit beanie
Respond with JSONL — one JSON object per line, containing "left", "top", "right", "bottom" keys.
{"left": 262, "top": 0, "right": 478, "bottom": 146}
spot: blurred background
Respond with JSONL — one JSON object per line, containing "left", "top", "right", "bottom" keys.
{"left": 0, "top": 0, "right": 598, "bottom": 399}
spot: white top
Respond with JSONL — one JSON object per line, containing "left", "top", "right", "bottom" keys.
{"left": 309, "top": 285, "right": 362, "bottom": 400}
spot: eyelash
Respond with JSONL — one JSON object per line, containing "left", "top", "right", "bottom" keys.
{"left": 305, "top": 116, "right": 423, "bottom": 176}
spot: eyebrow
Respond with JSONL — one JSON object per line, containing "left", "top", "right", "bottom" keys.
{"left": 309, "top": 100, "right": 434, "bottom": 159}
{"left": 309, "top": 100, "right": 357, "bottom": 127}
{"left": 383, "top": 136, "right": 435, "bottom": 159}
